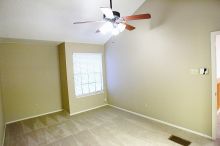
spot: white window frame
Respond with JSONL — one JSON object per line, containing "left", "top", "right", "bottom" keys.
{"left": 72, "top": 53, "right": 104, "bottom": 98}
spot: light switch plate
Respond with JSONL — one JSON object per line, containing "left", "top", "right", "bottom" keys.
{"left": 200, "top": 68, "right": 208, "bottom": 75}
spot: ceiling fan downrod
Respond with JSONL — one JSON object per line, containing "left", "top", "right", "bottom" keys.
{"left": 107, "top": 0, "right": 120, "bottom": 19}
{"left": 110, "top": 0, "right": 112, "bottom": 9}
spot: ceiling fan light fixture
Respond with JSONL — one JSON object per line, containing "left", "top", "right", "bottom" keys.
{"left": 112, "top": 27, "right": 120, "bottom": 36}
{"left": 99, "top": 22, "right": 113, "bottom": 34}
{"left": 117, "top": 23, "right": 126, "bottom": 32}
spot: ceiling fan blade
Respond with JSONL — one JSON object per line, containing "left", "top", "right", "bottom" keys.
{"left": 100, "top": 7, "right": 114, "bottom": 19}
{"left": 124, "top": 23, "right": 135, "bottom": 31}
{"left": 73, "top": 20, "right": 104, "bottom": 24}
{"left": 123, "top": 14, "right": 151, "bottom": 21}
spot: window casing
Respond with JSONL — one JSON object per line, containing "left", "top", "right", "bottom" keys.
{"left": 73, "top": 53, "right": 104, "bottom": 97}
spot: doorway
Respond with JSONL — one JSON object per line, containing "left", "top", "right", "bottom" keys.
{"left": 211, "top": 31, "right": 220, "bottom": 140}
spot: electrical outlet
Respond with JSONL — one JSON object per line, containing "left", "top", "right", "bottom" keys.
{"left": 145, "top": 104, "right": 148, "bottom": 108}
{"left": 104, "top": 98, "right": 107, "bottom": 102}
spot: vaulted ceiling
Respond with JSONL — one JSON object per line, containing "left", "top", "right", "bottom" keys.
{"left": 0, "top": 0, "right": 146, "bottom": 44}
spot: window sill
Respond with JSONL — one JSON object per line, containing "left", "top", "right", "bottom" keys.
{"left": 75, "top": 91, "right": 104, "bottom": 98}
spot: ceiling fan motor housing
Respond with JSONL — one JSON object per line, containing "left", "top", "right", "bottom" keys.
{"left": 113, "top": 11, "right": 120, "bottom": 18}
{"left": 103, "top": 11, "right": 120, "bottom": 19}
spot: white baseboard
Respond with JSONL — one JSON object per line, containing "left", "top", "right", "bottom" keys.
{"left": 6, "top": 109, "right": 63, "bottom": 125}
{"left": 1, "top": 124, "right": 6, "bottom": 146}
{"left": 70, "top": 104, "right": 108, "bottom": 116}
{"left": 108, "top": 104, "right": 212, "bottom": 140}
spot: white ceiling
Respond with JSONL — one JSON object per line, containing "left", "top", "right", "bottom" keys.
{"left": 0, "top": 0, "right": 146, "bottom": 44}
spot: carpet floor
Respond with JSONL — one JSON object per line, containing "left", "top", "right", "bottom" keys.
{"left": 4, "top": 106, "right": 220, "bottom": 146}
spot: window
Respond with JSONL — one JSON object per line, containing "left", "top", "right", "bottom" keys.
{"left": 73, "top": 53, "right": 104, "bottom": 97}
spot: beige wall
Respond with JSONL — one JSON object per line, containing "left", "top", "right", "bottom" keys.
{"left": 59, "top": 43, "right": 107, "bottom": 115}
{"left": 58, "top": 43, "right": 70, "bottom": 112}
{"left": 0, "top": 42, "right": 62, "bottom": 122}
{"left": 0, "top": 81, "right": 5, "bottom": 146}
{"left": 105, "top": 0, "right": 220, "bottom": 137}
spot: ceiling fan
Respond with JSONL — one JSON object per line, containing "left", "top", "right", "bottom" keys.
{"left": 73, "top": 0, "right": 151, "bottom": 35}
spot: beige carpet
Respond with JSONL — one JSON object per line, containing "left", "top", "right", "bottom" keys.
{"left": 4, "top": 106, "right": 220, "bottom": 146}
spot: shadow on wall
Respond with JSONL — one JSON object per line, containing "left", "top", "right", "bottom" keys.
{"left": 217, "top": 82, "right": 220, "bottom": 110}
{"left": 138, "top": 0, "right": 174, "bottom": 29}
{"left": 0, "top": 81, "right": 5, "bottom": 146}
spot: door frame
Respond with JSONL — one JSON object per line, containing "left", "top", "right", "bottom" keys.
{"left": 211, "top": 31, "right": 219, "bottom": 140}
